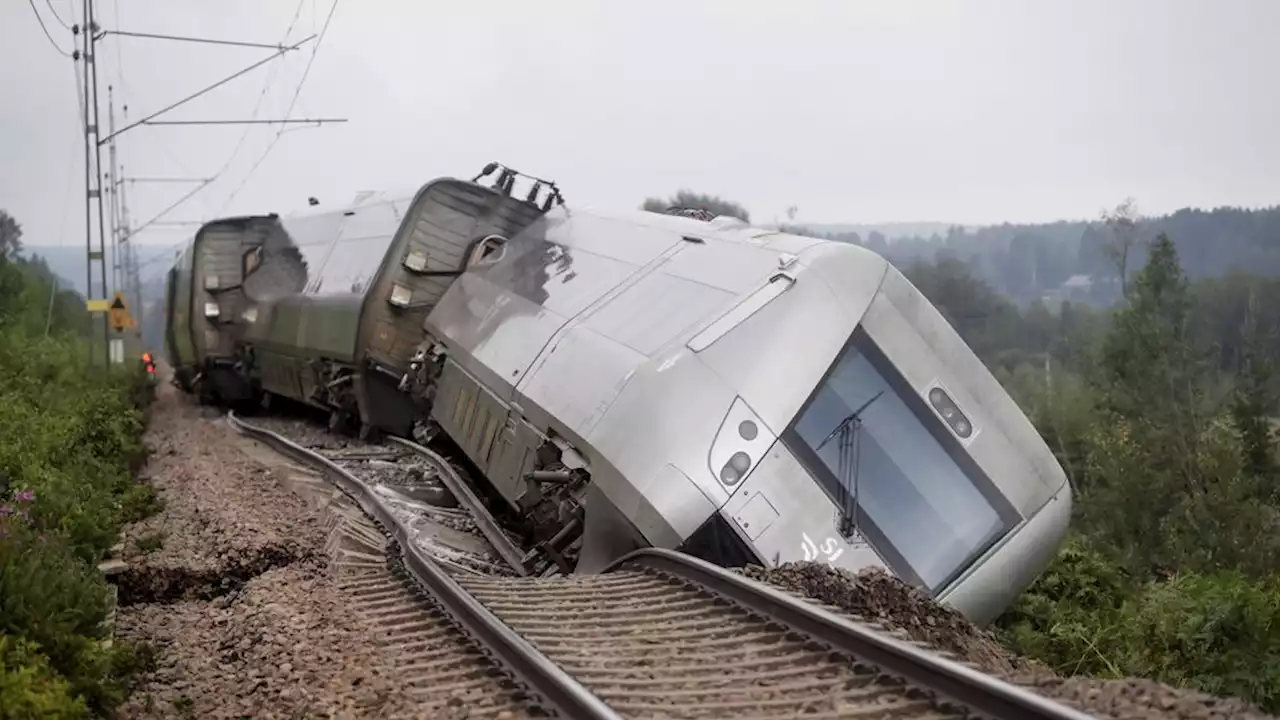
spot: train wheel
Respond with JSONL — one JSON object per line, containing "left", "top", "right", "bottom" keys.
{"left": 358, "top": 422, "right": 380, "bottom": 443}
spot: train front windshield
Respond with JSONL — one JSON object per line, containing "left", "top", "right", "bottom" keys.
{"left": 783, "top": 330, "right": 1018, "bottom": 593}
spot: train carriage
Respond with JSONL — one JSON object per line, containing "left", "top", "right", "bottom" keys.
{"left": 243, "top": 176, "right": 549, "bottom": 437}
{"left": 167, "top": 165, "right": 1072, "bottom": 625}
{"left": 421, "top": 205, "right": 1072, "bottom": 625}
{"left": 163, "top": 214, "right": 288, "bottom": 402}
{"left": 162, "top": 262, "right": 194, "bottom": 390}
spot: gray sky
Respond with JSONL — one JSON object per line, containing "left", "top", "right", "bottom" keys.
{"left": 3, "top": 0, "right": 1278, "bottom": 262}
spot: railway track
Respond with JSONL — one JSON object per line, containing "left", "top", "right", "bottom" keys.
{"left": 227, "top": 411, "right": 1099, "bottom": 720}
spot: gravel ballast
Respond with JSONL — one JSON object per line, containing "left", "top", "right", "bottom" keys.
{"left": 118, "top": 378, "right": 1275, "bottom": 719}
{"left": 744, "top": 562, "right": 1274, "bottom": 720}
{"left": 115, "top": 382, "right": 419, "bottom": 718}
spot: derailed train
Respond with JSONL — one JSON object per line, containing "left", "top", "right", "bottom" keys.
{"left": 164, "top": 165, "right": 1072, "bottom": 625}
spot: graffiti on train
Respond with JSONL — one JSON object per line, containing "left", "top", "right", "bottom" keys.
{"left": 801, "top": 533, "right": 844, "bottom": 565}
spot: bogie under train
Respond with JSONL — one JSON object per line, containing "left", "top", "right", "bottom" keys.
{"left": 165, "top": 165, "right": 1071, "bottom": 625}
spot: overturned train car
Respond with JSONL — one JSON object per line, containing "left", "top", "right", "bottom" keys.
{"left": 166, "top": 169, "right": 1072, "bottom": 625}
{"left": 163, "top": 214, "right": 295, "bottom": 402}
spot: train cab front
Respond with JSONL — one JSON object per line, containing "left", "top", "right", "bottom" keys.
{"left": 195, "top": 293, "right": 261, "bottom": 405}
{"left": 683, "top": 241, "right": 1073, "bottom": 626}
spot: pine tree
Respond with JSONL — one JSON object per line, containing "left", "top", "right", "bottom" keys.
{"left": 1231, "top": 290, "right": 1278, "bottom": 483}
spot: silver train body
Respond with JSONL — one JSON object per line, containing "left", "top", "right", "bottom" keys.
{"left": 164, "top": 214, "right": 286, "bottom": 402}
{"left": 424, "top": 204, "right": 1071, "bottom": 625}
{"left": 169, "top": 172, "right": 1071, "bottom": 625}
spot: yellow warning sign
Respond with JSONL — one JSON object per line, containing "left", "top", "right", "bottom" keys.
{"left": 108, "top": 291, "right": 135, "bottom": 333}
{"left": 86, "top": 298, "right": 110, "bottom": 313}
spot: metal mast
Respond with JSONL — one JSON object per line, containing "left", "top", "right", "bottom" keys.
{"left": 68, "top": 0, "right": 345, "bottom": 364}
{"left": 78, "top": 0, "right": 110, "bottom": 368}
{"left": 107, "top": 85, "right": 143, "bottom": 350}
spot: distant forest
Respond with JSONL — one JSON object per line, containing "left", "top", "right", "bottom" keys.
{"left": 784, "top": 201, "right": 1280, "bottom": 308}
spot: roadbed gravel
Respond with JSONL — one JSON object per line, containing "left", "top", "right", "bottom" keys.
{"left": 116, "top": 380, "right": 1275, "bottom": 719}
{"left": 114, "top": 382, "right": 423, "bottom": 718}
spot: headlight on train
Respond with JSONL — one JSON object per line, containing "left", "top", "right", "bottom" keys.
{"left": 928, "top": 386, "right": 974, "bottom": 440}
{"left": 388, "top": 284, "right": 412, "bottom": 308}
{"left": 403, "top": 249, "right": 428, "bottom": 272}
{"left": 709, "top": 397, "right": 775, "bottom": 490}
{"left": 241, "top": 306, "right": 258, "bottom": 324}
{"left": 204, "top": 274, "right": 220, "bottom": 290}
{"left": 204, "top": 302, "right": 220, "bottom": 319}
{"left": 719, "top": 451, "right": 752, "bottom": 486}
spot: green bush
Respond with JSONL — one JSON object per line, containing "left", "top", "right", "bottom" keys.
{"left": 999, "top": 559, "right": 1280, "bottom": 712}
{"left": 984, "top": 236, "right": 1280, "bottom": 712}
{"left": 0, "top": 522, "right": 147, "bottom": 715}
{"left": 997, "top": 536, "right": 1131, "bottom": 677}
{"left": 0, "top": 252, "right": 156, "bottom": 717}
{"left": 0, "top": 636, "right": 88, "bottom": 720}
{"left": 0, "top": 333, "right": 147, "bottom": 563}
{"left": 1120, "top": 572, "right": 1280, "bottom": 709}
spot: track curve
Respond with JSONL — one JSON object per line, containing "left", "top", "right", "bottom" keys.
{"left": 226, "top": 411, "right": 621, "bottom": 720}
{"left": 227, "top": 411, "right": 1099, "bottom": 720}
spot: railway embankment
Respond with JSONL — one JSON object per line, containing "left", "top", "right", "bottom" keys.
{"left": 103, "top": 382, "right": 1276, "bottom": 720}
{"left": 744, "top": 563, "right": 1273, "bottom": 719}
{"left": 112, "top": 379, "right": 420, "bottom": 718}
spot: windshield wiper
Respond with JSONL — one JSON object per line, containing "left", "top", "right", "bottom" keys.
{"left": 816, "top": 391, "right": 883, "bottom": 539}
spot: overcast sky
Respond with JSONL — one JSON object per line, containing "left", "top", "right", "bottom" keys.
{"left": 3, "top": 0, "right": 1277, "bottom": 263}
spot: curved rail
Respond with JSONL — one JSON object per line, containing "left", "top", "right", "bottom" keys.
{"left": 226, "top": 411, "right": 620, "bottom": 720}
{"left": 384, "top": 435, "right": 529, "bottom": 576}
{"left": 607, "top": 548, "right": 1098, "bottom": 720}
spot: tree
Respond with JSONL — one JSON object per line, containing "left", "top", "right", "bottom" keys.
{"left": 0, "top": 210, "right": 21, "bottom": 259}
{"left": 865, "top": 231, "right": 888, "bottom": 255}
{"left": 1099, "top": 233, "right": 1198, "bottom": 418}
{"left": 1101, "top": 198, "right": 1141, "bottom": 299}
{"left": 1090, "top": 233, "right": 1221, "bottom": 574}
{"left": 641, "top": 190, "right": 750, "bottom": 222}
{"left": 1231, "top": 288, "right": 1278, "bottom": 483}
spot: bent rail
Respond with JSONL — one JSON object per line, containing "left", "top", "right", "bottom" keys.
{"left": 608, "top": 548, "right": 1098, "bottom": 720}
{"left": 384, "top": 434, "right": 530, "bottom": 576}
{"left": 226, "top": 411, "right": 621, "bottom": 720}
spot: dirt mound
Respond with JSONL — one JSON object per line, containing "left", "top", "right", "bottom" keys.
{"left": 741, "top": 562, "right": 1026, "bottom": 676}
{"left": 742, "top": 562, "right": 1276, "bottom": 720}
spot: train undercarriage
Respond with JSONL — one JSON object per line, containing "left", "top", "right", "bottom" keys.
{"left": 225, "top": 340, "right": 601, "bottom": 577}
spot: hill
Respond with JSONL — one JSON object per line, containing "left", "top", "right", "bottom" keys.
{"left": 789, "top": 205, "right": 1280, "bottom": 307}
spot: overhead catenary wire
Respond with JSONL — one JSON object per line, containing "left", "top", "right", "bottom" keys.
{"left": 117, "top": 0, "right": 308, "bottom": 239}
{"left": 217, "top": 0, "right": 340, "bottom": 215}
{"left": 202, "top": 0, "right": 308, "bottom": 179}
{"left": 101, "top": 29, "right": 303, "bottom": 51}
{"left": 29, "top": 0, "right": 71, "bottom": 57}
{"left": 110, "top": 1, "right": 342, "bottom": 298}
{"left": 98, "top": 34, "right": 315, "bottom": 145}
{"left": 45, "top": 0, "right": 69, "bottom": 29}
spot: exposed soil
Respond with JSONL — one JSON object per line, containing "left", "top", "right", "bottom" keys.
{"left": 115, "top": 379, "right": 421, "bottom": 718}
{"left": 741, "top": 563, "right": 1027, "bottom": 676}
{"left": 743, "top": 562, "right": 1275, "bottom": 720}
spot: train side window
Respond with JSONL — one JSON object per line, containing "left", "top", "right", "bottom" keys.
{"left": 467, "top": 235, "right": 507, "bottom": 268}
{"left": 243, "top": 247, "right": 263, "bottom": 276}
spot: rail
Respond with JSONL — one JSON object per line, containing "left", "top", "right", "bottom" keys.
{"left": 225, "top": 411, "right": 620, "bottom": 720}
{"left": 230, "top": 410, "right": 1099, "bottom": 720}
{"left": 384, "top": 435, "right": 530, "bottom": 576}
{"left": 608, "top": 549, "right": 1098, "bottom": 720}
